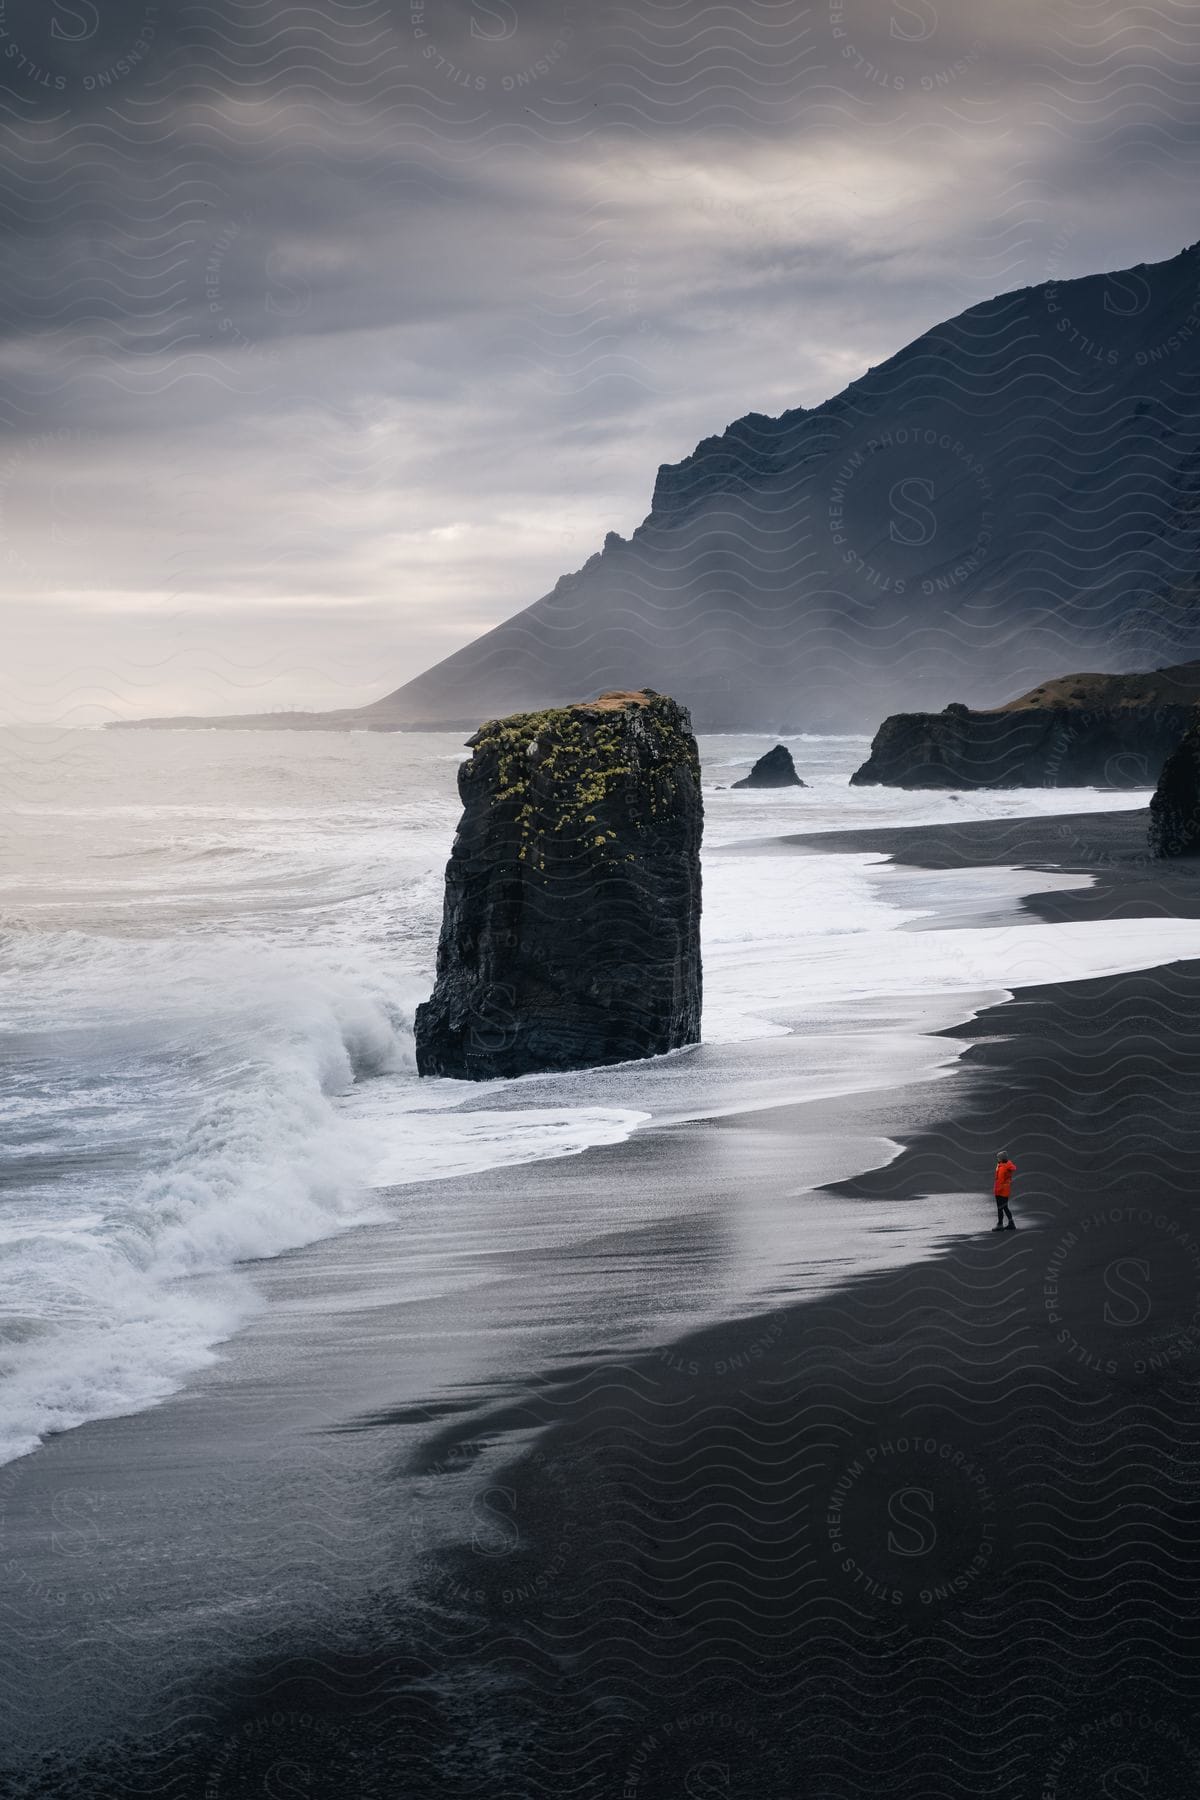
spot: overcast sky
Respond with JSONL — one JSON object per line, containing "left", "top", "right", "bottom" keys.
{"left": 2, "top": 0, "right": 1198, "bottom": 722}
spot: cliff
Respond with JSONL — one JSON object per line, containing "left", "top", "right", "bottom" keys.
{"left": 1149, "top": 718, "right": 1200, "bottom": 856}
{"left": 850, "top": 662, "right": 1200, "bottom": 790}
{"left": 414, "top": 690, "right": 703, "bottom": 1079}
{"left": 115, "top": 242, "right": 1200, "bottom": 735}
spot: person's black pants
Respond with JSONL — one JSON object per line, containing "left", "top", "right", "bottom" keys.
{"left": 995, "top": 1196, "right": 1013, "bottom": 1225}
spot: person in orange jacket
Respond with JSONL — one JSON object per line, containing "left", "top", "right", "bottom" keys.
{"left": 993, "top": 1151, "right": 1016, "bottom": 1231}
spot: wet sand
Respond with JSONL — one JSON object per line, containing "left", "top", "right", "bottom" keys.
{"left": 7, "top": 809, "right": 1200, "bottom": 1797}
{"left": 784, "top": 804, "right": 1200, "bottom": 922}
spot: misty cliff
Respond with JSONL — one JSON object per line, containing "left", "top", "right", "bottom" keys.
{"left": 359, "top": 243, "right": 1200, "bottom": 734}
{"left": 118, "top": 243, "right": 1200, "bottom": 734}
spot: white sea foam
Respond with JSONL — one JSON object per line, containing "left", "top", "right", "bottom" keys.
{"left": 0, "top": 935, "right": 408, "bottom": 1463}
{"left": 701, "top": 844, "right": 1197, "bottom": 1042}
{"left": 0, "top": 916, "right": 657, "bottom": 1462}
{"left": 357, "top": 1104, "right": 652, "bottom": 1188}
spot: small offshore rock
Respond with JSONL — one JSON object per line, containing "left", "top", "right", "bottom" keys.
{"left": 732, "top": 744, "right": 806, "bottom": 789}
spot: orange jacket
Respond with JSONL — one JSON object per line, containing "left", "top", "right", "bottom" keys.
{"left": 994, "top": 1159, "right": 1016, "bottom": 1198}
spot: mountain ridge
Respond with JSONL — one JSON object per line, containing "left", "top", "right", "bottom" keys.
{"left": 113, "top": 241, "right": 1200, "bottom": 734}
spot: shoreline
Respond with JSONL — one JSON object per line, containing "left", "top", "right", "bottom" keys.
{"left": 781, "top": 804, "right": 1200, "bottom": 923}
{"left": 6, "top": 807, "right": 1200, "bottom": 1794}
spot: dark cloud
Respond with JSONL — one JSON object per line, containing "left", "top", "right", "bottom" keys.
{"left": 1, "top": 0, "right": 1198, "bottom": 721}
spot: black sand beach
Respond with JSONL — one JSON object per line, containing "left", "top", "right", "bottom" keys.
{"left": 7, "top": 810, "right": 1200, "bottom": 1798}
{"left": 786, "top": 806, "right": 1200, "bottom": 924}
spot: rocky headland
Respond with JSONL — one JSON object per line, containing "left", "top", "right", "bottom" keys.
{"left": 732, "top": 744, "right": 806, "bottom": 789}
{"left": 414, "top": 690, "right": 703, "bottom": 1079}
{"left": 850, "top": 662, "right": 1200, "bottom": 789}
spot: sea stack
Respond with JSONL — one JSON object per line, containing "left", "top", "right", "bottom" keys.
{"left": 415, "top": 690, "right": 703, "bottom": 1079}
{"left": 1149, "top": 718, "right": 1200, "bottom": 857}
{"left": 732, "top": 745, "right": 806, "bottom": 789}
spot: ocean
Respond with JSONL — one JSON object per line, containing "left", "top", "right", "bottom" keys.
{"left": 0, "top": 726, "right": 1177, "bottom": 1470}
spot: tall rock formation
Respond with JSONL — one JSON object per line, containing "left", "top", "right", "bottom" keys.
{"left": 415, "top": 690, "right": 702, "bottom": 1079}
{"left": 1149, "top": 718, "right": 1200, "bottom": 856}
{"left": 850, "top": 662, "right": 1200, "bottom": 789}
{"left": 117, "top": 243, "right": 1200, "bottom": 735}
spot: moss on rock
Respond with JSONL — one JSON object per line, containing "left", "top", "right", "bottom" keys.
{"left": 468, "top": 690, "right": 698, "bottom": 856}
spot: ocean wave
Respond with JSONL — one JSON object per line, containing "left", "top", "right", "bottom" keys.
{"left": 89, "top": 843, "right": 253, "bottom": 861}
{"left": 0, "top": 933, "right": 419, "bottom": 1465}
{"left": 0, "top": 923, "right": 664, "bottom": 1465}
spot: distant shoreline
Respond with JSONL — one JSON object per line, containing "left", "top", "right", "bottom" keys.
{"left": 103, "top": 717, "right": 874, "bottom": 736}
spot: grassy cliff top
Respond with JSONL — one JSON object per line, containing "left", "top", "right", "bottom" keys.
{"left": 469, "top": 689, "right": 662, "bottom": 740}
{"left": 573, "top": 688, "right": 658, "bottom": 712}
{"left": 468, "top": 690, "right": 689, "bottom": 754}
{"left": 997, "top": 661, "right": 1200, "bottom": 712}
